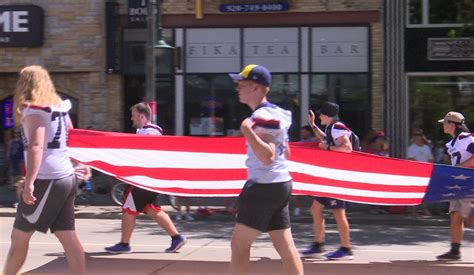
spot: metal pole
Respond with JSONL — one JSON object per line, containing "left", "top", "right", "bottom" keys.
{"left": 145, "top": 0, "right": 157, "bottom": 123}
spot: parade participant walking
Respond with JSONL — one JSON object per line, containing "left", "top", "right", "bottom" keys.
{"left": 4, "top": 65, "right": 85, "bottom": 274}
{"left": 228, "top": 64, "right": 303, "bottom": 275}
{"left": 436, "top": 112, "right": 474, "bottom": 261}
{"left": 301, "top": 102, "right": 356, "bottom": 260}
{"left": 105, "top": 102, "right": 186, "bottom": 254}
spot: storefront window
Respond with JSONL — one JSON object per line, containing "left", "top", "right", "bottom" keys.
{"left": 408, "top": 0, "right": 472, "bottom": 26}
{"left": 184, "top": 74, "right": 301, "bottom": 140}
{"left": 409, "top": 75, "right": 474, "bottom": 144}
{"left": 310, "top": 74, "right": 370, "bottom": 137}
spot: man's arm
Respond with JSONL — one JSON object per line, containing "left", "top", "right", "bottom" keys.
{"left": 328, "top": 135, "right": 352, "bottom": 153}
{"left": 241, "top": 118, "right": 275, "bottom": 165}
{"left": 308, "top": 110, "right": 325, "bottom": 141}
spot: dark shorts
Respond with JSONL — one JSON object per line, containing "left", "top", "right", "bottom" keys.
{"left": 314, "top": 196, "right": 346, "bottom": 209}
{"left": 236, "top": 180, "right": 292, "bottom": 232}
{"left": 14, "top": 174, "right": 77, "bottom": 233}
{"left": 122, "top": 186, "right": 161, "bottom": 215}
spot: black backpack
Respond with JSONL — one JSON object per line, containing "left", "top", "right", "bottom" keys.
{"left": 325, "top": 123, "right": 361, "bottom": 151}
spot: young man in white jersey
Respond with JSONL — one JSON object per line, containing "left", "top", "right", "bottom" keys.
{"left": 436, "top": 112, "right": 474, "bottom": 261}
{"left": 4, "top": 66, "right": 85, "bottom": 274}
{"left": 105, "top": 102, "right": 186, "bottom": 254}
{"left": 228, "top": 64, "right": 303, "bottom": 275}
{"left": 301, "top": 102, "right": 355, "bottom": 260}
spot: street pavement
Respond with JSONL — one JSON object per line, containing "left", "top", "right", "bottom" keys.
{"left": 1, "top": 185, "right": 473, "bottom": 274}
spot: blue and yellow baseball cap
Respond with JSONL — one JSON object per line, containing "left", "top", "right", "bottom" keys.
{"left": 229, "top": 64, "right": 272, "bottom": 86}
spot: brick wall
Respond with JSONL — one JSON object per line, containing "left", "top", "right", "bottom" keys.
{"left": 0, "top": 0, "right": 123, "bottom": 131}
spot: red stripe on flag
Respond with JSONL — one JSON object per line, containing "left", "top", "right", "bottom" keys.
{"left": 75, "top": 160, "right": 247, "bottom": 180}
{"left": 69, "top": 129, "right": 246, "bottom": 154}
{"left": 292, "top": 190, "right": 422, "bottom": 205}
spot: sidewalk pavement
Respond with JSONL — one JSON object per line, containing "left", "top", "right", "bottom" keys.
{"left": 0, "top": 184, "right": 450, "bottom": 226}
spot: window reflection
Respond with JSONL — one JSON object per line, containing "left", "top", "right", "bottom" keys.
{"left": 409, "top": 75, "right": 474, "bottom": 144}
{"left": 310, "top": 74, "right": 370, "bottom": 136}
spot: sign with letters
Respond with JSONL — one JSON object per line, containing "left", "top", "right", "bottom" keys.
{"left": 219, "top": 3, "right": 290, "bottom": 13}
{"left": 185, "top": 28, "right": 241, "bottom": 73}
{"left": 128, "top": 0, "right": 148, "bottom": 28}
{"left": 312, "top": 27, "right": 368, "bottom": 72}
{"left": 428, "top": 38, "right": 474, "bottom": 60}
{"left": 0, "top": 5, "right": 44, "bottom": 47}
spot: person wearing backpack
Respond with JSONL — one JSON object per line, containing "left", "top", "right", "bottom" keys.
{"left": 300, "top": 102, "right": 356, "bottom": 260}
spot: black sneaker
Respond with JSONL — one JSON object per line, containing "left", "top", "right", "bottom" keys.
{"left": 436, "top": 251, "right": 460, "bottom": 261}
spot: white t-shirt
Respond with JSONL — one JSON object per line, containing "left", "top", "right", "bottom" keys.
{"left": 446, "top": 132, "right": 474, "bottom": 166}
{"left": 326, "top": 122, "right": 351, "bottom": 146}
{"left": 22, "top": 100, "right": 74, "bottom": 179}
{"left": 136, "top": 124, "right": 163, "bottom": 135}
{"left": 406, "top": 143, "right": 433, "bottom": 162}
{"left": 246, "top": 103, "right": 292, "bottom": 184}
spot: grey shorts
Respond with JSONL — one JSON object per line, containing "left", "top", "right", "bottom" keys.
{"left": 14, "top": 174, "right": 77, "bottom": 233}
{"left": 449, "top": 199, "right": 474, "bottom": 219}
{"left": 236, "top": 180, "right": 292, "bottom": 232}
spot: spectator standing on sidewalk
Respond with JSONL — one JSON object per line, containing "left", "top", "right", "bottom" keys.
{"left": 228, "top": 64, "right": 303, "bottom": 274}
{"left": 407, "top": 128, "right": 434, "bottom": 216}
{"left": 105, "top": 102, "right": 186, "bottom": 254}
{"left": 6, "top": 128, "right": 24, "bottom": 190}
{"left": 436, "top": 112, "right": 474, "bottom": 261}
{"left": 4, "top": 65, "right": 85, "bottom": 274}
{"left": 300, "top": 102, "right": 355, "bottom": 260}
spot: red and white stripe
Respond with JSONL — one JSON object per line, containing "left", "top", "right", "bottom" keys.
{"left": 69, "top": 129, "right": 433, "bottom": 205}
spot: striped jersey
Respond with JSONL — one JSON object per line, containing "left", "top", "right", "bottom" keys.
{"left": 21, "top": 100, "right": 74, "bottom": 179}
{"left": 446, "top": 132, "right": 474, "bottom": 166}
{"left": 246, "top": 102, "right": 292, "bottom": 183}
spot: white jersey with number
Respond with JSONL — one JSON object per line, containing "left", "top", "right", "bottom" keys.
{"left": 446, "top": 132, "right": 474, "bottom": 166}
{"left": 246, "top": 103, "right": 292, "bottom": 183}
{"left": 21, "top": 100, "right": 74, "bottom": 179}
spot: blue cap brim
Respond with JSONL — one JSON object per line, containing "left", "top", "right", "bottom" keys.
{"left": 229, "top": 73, "right": 244, "bottom": 81}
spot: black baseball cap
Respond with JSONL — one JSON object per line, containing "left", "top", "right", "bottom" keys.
{"left": 317, "top": 102, "right": 339, "bottom": 118}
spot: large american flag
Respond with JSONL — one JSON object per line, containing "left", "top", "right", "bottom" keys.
{"left": 68, "top": 129, "right": 474, "bottom": 205}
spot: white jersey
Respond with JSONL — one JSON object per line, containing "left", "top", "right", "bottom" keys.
{"left": 246, "top": 103, "right": 292, "bottom": 183}
{"left": 136, "top": 124, "right": 163, "bottom": 135}
{"left": 21, "top": 100, "right": 74, "bottom": 179}
{"left": 325, "top": 122, "right": 351, "bottom": 146}
{"left": 446, "top": 132, "right": 474, "bottom": 167}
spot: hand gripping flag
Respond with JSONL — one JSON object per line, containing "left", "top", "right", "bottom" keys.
{"left": 68, "top": 129, "right": 474, "bottom": 205}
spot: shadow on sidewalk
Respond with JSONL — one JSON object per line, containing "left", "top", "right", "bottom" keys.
{"left": 23, "top": 253, "right": 473, "bottom": 275}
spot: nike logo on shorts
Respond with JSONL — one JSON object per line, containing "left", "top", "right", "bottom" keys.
{"left": 22, "top": 180, "right": 53, "bottom": 224}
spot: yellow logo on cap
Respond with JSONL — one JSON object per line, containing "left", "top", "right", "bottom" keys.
{"left": 239, "top": 64, "right": 258, "bottom": 78}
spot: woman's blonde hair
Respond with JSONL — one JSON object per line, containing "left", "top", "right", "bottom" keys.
{"left": 13, "top": 65, "right": 62, "bottom": 126}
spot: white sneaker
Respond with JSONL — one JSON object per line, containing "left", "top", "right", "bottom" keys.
{"left": 185, "top": 213, "right": 194, "bottom": 221}
{"left": 293, "top": 208, "right": 301, "bottom": 216}
{"left": 175, "top": 214, "right": 182, "bottom": 221}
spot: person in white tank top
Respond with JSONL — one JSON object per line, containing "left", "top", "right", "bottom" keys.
{"left": 228, "top": 64, "right": 303, "bottom": 275}
{"left": 4, "top": 66, "right": 85, "bottom": 275}
{"left": 436, "top": 112, "right": 474, "bottom": 261}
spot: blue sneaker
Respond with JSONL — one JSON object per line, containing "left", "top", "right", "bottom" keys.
{"left": 165, "top": 235, "right": 186, "bottom": 253}
{"left": 326, "top": 247, "right": 354, "bottom": 260}
{"left": 300, "top": 243, "right": 326, "bottom": 258}
{"left": 105, "top": 243, "right": 133, "bottom": 254}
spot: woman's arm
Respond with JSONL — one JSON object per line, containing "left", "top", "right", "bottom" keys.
{"left": 22, "top": 115, "right": 46, "bottom": 205}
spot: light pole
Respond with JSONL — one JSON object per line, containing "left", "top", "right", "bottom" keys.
{"left": 145, "top": 0, "right": 173, "bottom": 124}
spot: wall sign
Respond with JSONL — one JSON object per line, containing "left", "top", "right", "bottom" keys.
{"left": 428, "top": 38, "right": 474, "bottom": 60}
{"left": 219, "top": 3, "right": 290, "bottom": 13}
{"left": 0, "top": 5, "right": 44, "bottom": 47}
{"left": 128, "top": 0, "right": 148, "bottom": 28}
{"left": 312, "top": 27, "right": 368, "bottom": 72}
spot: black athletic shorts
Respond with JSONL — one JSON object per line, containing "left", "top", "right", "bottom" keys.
{"left": 122, "top": 186, "right": 161, "bottom": 215}
{"left": 14, "top": 174, "right": 77, "bottom": 233}
{"left": 236, "top": 180, "right": 292, "bottom": 232}
{"left": 314, "top": 196, "right": 346, "bottom": 209}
